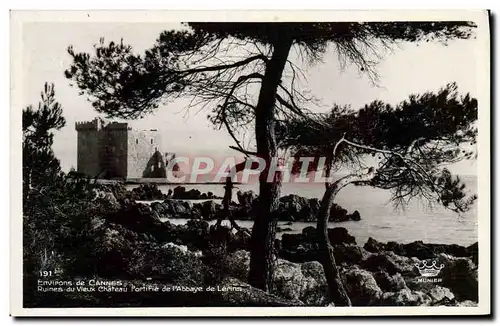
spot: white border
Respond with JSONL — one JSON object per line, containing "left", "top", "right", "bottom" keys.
{"left": 10, "top": 10, "right": 491, "bottom": 317}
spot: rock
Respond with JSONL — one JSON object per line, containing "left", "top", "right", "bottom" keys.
{"left": 427, "top": 286, "right": 455, "bottom": 303}
{"left": 200, "top": 200, "right": 220, "bottom": 220}
{"left": 273, "top": 259, "right": 328, "bottom": 306}
{"left": 328, "top": 227, "right": 356, "bottom": 245}
{"left": 213, "top": 277, "right": 304, "bottom": 306}
{"left": 172, "top": 186, "right": 216, "bottom": 200}
{"left": 381, "top": 288, "right": 432, "bottom": 306}
{"left": 300, "top": 261, "right": 329, "bottom": 306}
{"left": 467, "top": 242, "right": 478, "bottom": 265}
{"left": 386, "top": 241, "right": 404, "bottom": 253}
{"left": 329, "top": 203, "right": 348, "bottom": 222}
{"left": 277, "top": 194, "right": 313, "bottom": 222}
{"left": 350, "top": 210, "right": 361, "bottom": 221}
{"left": 439, "top": 254, "right": 478, "bottom": 301}
{"left": 307, "top": 198, "right": 321, "bottom": 216}
{"left": 273, "top": 259, "right": 307, "bottom": 302}
{"left": 173, "top": 186, "right": 186, "bottom": 199}
{"left": 237, "top": 190, "right": 257, "bottom": 206}
{"left": 374, "top": 271, "right": 407, "bottom": 292}
{"left": 107, "top": 202, "right": 164, "bottom": 240}
{"left": 302, "top": 226, "right": 317, "bottom": 239}
{"left": 362, "top": 238, "right": 472, "bottom": 261}
{"left": 364, "top": 237, "right": 385, "bottom": 253}
{"left": 454, "top": 300, "right": 478, "bottom": 307}
{"left": 360, "top": 251, "right": 419, "bottom": 277}
{"left": 150, "top": 201, "right": 169, "bottom": 217}
{"left": 226, "top": 250, "right": 251, "bottom": 280}
{"left": 342, "top": 267, "right": 383, "bottom": 306}
{"left": 334, "top": 244, "right": 367, "bottom": 265}
{"left": 130, "top": 184, "right": 165, "bottom": 200}
{"left": 279, "top": 227, "right": 357, "bottom": 263}
{"left": 185, "top": 189, "right": 202, "bottom": 200}
{"left": 397, "top": 241, "right": 435, "bottom": 259}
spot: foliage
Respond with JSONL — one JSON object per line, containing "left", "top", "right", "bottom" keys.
{"left": 22, "top": 84, "right": 105, "bottom": 306}
{"left": 22, "top": 83, "right": 66, "bottom": 197}
{"left": 64, "top": 22, "right": 477, "bottom": 148}
{"left": 281, "top": 83, "right": 478, "bottom": 213}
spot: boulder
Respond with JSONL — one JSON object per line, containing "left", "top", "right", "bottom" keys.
{"left": 328, "top": 227, "right": 356, "bottom": 245}
{"left": 300, "top": 261, "right": 330, "bottom": 306}
{"left": 342, "top": 267, "right": 383, "bottom": 306}
{"left": 380, "top": 288, "right": 432, "bottom": 306}
{"left": 333, "top": 244, "right": 367, "bottom": 265}
{"left": 277, "top": 194, "right": 313, "bottom": 222}
{"left": 373, "top": 271, "right": 407, "bottom": 292}
{"left": 439, "top": 254, "right": 478, "bottom": 301}
{"left": 150, "top": 201, "right": 169, "bottom": 217}
{"left": 226, "top": 250, "right": 251, "bottom": 280}
{"left": 350, "top": 210, "right": 362, "bottom": 221}
{"left": 360, "top": 251, "right": 420, "bottom": 277}
{"left": 329, "top": 203, "right": 348, "bottom": 222}
{"left": 173, "top": 186, "right": 186, "bottom": 199}
{"left": 273, "top": 259, "right": 329, "bottom": 306}
{"left": 200, "top": 200, "right": 220, "bottom": 220}
{"left": 427, "top": 286, "right": 455, "bottom": 303}
{"left": 364, "top": 237, "right": 385, "bottom": 253}
{"left": 237, "top": 190, "right": 257, "bottom": 207}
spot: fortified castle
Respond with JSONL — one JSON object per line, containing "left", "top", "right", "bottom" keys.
{"left": 75, "top": 118, "right": 174, "bottom": 180}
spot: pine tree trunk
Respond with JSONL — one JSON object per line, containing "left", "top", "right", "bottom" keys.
{"left": 248, "top": 39, "right": 293, "bottom": 292}
{"left": 317, "top": 183, "right": 352, "bottom": 306}
{"left": 317, "top": 170, "right": 376, "bottom": 306}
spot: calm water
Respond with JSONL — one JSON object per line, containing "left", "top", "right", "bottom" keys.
{"left": 128, "top": 176, "right": 478, "bottom": 246}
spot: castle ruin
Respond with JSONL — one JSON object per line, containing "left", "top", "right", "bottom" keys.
{"left": 75, "top": 118, "right": 173, "bottom": 180}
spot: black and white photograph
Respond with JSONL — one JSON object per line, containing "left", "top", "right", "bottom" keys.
{"left": 10, "top": 10, "right": 491, "bottom": 316}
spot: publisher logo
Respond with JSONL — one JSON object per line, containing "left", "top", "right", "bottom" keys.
{"left": 414, "top": 260, "right": 444, "bottom": 283}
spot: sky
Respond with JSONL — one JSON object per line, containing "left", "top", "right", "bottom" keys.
{"left": 22, "top": 22, "right": 481, "bottom": 175}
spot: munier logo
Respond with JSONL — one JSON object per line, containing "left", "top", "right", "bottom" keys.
{"left": 415, "top": 260, "right": 445, "bottom": 277}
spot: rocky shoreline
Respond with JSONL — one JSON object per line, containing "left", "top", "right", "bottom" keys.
{"left": 128, "top": 183, "right": 362, "bottom": 222}
{"left": 31, "top": 183, "right": 478, "bottom": 307}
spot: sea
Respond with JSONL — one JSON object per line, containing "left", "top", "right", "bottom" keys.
{"left": 127, "top": 175, "right": 478, "bottom": 247}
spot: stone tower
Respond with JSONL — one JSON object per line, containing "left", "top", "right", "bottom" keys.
{"left": 75, "top": 118, "right": 164, "bottom": 180}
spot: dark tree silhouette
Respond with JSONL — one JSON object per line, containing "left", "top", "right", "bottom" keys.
{"left": 23, "top": 83, "right": 66, "bottom": 199}
{"left": 64, "top": 22, "right": 476, "bottom": 295}
{"left": 280, "top": 82, "right": 478, "bottom": 305}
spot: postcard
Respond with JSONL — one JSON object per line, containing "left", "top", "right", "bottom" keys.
{"left": 10, "top": 9, "right": 491, "bottom": 317}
